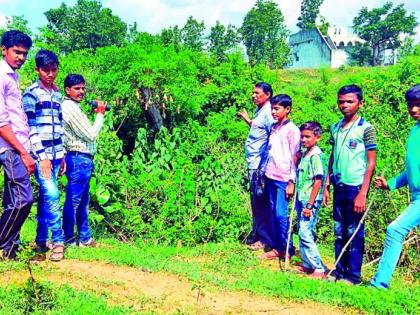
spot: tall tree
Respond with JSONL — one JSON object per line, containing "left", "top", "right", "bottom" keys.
{"left": 353, "top": 2, "right": 418, "bottom": 66}
{"left": 297, "top": 0, "right": 324, "bottom": 30}
{"left": 181, "top": 16, "right": 205, "bottom": 51}
{"left": 40, "top": 0, "right": 127, "bottom": 53}
{"left": 241, "top": 0, "right": 289, "bottom": 68}
{"left": 0, "top": 15, "right": 32, "bottom": 38}
{"left": 208, "top": 21, "right": 239, "bottom": 62}
{"left": 160, "top": 26, "right": 182, "bottom": 50}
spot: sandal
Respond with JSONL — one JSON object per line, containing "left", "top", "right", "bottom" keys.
{"left": 49, "top": 244, "right": 65, "bottom": 262}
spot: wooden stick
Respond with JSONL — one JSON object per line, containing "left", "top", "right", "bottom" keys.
{"left": 284, "top": 189, "right": 297, "bottom": 271}
{"left": 362, "top": 234, "right": 418, "bottom": 268}
{"left": 326, "top": 170, "right": 385, "bottom": 278}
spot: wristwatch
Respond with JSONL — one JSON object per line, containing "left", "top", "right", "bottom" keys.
{"left": 305, "top": 203, "right": 314, "bottom": 210}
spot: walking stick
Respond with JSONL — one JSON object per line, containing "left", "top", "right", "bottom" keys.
{"left": 284, "top": 188, "right": 297, "bottom": 271}
{"left": 326, "top": 170, "right": 385, "bottom": 278}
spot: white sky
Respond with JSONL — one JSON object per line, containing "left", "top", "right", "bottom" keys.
{"left": 0, "top": 0, "right": 419, "bottom": 41}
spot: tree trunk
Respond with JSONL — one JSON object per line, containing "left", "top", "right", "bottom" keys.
{"left": 138, "top": 87, "right": 163, "bottom": 132}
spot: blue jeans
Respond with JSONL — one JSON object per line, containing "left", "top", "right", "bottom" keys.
{"left": 371, "top": 197, "right": 420, "bottom": 289}
{"left": 248, "top": 170, "right": 272, "bottom": 245}
{"left": 266, "top": 178, "right": 295, "bottom": 254}
{"left": 34, "top": 158, "right": 65, "bottom": 245}
{"left": 296, "top": 200, "right": 325, "bottom": 271}
{"left": 63, "top": 152, "right": 94, "bottom": 244}
{"left": 333, "top": 184, "right": 365, "bottom": 284}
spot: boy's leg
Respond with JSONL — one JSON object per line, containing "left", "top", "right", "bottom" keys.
{"left": 298, "top": 201, "right": 325, "bottom": 271}
{"left": 0, "top": 150, "right": 33, "bottom": 252}
{"left": 338, "top": 185, "right": 365, "bottom": 284}
{"left": 371, "top": 198, "right": 420, "bottom": 289}
{"left": 74, "top": 156, "right": 94, "bottom": 244}
{"left": 35, "top": 196, "right": 48, "bottom": 247}
{"left": 271, "top": 180, "right": 293, "bottom": 255}
{"left": 36, "top": 160, "right": 66, "bottom": 246}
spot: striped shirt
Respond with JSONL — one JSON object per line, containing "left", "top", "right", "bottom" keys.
{"left": 61, "top": 98, "right": 103, "bottom": 155}
{"left": 23, "top": 80, "right": 64, "bottom": 161}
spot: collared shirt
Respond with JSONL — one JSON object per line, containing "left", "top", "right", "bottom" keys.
{"left": 23, "top": 80, "right": 65, "bottom": 161}
{"left": 388, "top": 121, "right": 420, "bottom": 201}
{"left": 245, "top": 101, "right": 275, "bottom": 169}
{"left": 0, "top": 59, "right": 30, "bottom": 153}
{"left": 330, "top": 117, "right": 377, "bottom": 186}
{"left": 264, "top": 119, "right": 301, "bottom": 182}
{"left": 61, "top": 98, "right": 103, "bottom": 155}
{"left": 296, "top": 145, "right": 325, "bottom": 203}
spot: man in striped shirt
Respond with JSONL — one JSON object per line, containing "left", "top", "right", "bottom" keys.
{"left": 23, "top": 50, "right": 66, "bottom": 261}
{"left": 61, "top": 74, "right": 107, "bottom": 247}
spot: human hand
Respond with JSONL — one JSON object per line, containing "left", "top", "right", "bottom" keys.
{"left": 322, "top": 188, "right": 330, "bottom": 207}
{"left": 59, "top": 158, "right": 66, "bottom": 175}
{"left": 303, "top": 208, "right": 312, "bottom": 218}
{"left": 286, "top": 182, "right": 295, "bottom": 199}
{"left": 39, "top": 159, "right": 52, "bottom": 180}
{"left": 20, "top": 152, "right": 36, "bottom": 175}
{"left": 94, "top": 100, "right": 107, "bottom": 114}
{"left": 237, "top": 109, "right": 250, "bottom": 122}
{"left": 374, "top": 176, "right": 388, "bottom": 190}
{"left": 353, "top": 192, "right": 367, "bottom": 213}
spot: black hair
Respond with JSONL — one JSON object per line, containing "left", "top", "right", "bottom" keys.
{"left": 35, "top": 49, "right": 59, "bottom": 68}
{"left": 270, "top": 94, "right": 292, "bottom": 108}
{"left": 64, "top": 74, "right": 85, "bottom": 89}
{"left": 254, "top": 82, "right": 273, "bottom": 98}
{"left": 300, "top": 121, "right": 323, "bottom": 136}
{"left": 405, "top": 84, "right": 420, "bottom": 102}
{"left": 1, "top": 30, "right": 32, "bottom": 49}
{"left": 337, "top": 84, "right": 363, "bottom": 101}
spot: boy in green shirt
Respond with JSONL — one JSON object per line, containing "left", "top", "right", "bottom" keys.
{"left": 371, "top": 84, "right": 420, "bottom": 289}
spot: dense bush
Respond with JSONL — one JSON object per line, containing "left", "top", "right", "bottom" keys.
{"left": 16, "top": 42, "right": 419, "bottom": 268}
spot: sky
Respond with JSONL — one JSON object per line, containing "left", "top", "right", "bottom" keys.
{"left": 0, "top": 0, "right": 419, "bottom": 42}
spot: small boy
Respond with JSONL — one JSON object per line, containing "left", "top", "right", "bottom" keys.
{"left": 371, "top": 84, "right": 420, "bottom": 289}
{"left": 323, "top": 84, "right": 377, "bottom": 284}
{"left": 295, "top": 121, "right": 326, "bottom": 278}
{"left": 23, "top": 49, "right": 66, "bottom": 261}
{"left": 62, "top": 74, "right": 107, "bottom": 247}
{"left": 259, "top": 94, "right": 300, "bottom": 259}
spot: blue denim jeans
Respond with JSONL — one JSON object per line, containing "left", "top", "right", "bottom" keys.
{"left": 296, "top": 200, "right": 325, "bottom": 271}
{"left": 34, "top": 158, "right": 65, "bottom": 245}
{"left": 266, "top": 178, "right": 295, "bottom": 255}
{"left": 247, "top": 170, "right": 272, "bottom": 245}
{"left": 333, "top": 184, "right": 365, "bottom": 284}
{"left": 371, "top": 197, "right": 420, "bottom": 289}
{"left": 63, "top": 152, "right": 94, "bottom": 244}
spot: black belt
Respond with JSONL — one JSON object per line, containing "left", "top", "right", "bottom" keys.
{"left": 67, "top": 151, "right": 93, "bottom": 159}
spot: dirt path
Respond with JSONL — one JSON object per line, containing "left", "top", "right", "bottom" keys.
{"left": 1, "top": 259, "right": 350, "bottom": 314}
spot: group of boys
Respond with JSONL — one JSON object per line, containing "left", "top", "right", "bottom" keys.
{"left": 240, "top": 81, "right": 419, "bottom": 289}
{"left": 0, "top": 30, "right": 107, "bottom": 261}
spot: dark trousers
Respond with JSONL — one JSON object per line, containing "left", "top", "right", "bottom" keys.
{"left": 333, "top": 184, "right": 365, "bottom": 284}
{"left": 248, "top": 169, "right": 272, "bottom": 246}
{"left": 0, "top": 150, "right": 33, "bottom": 255}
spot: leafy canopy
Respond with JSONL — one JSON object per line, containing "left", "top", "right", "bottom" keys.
{"left": 241, "top": 0, "right": 290, "bottom": 69}
{"left": 353, "top": 2, "right": 418, "bottom": 66}
{"left": 296, "top": 0, "right": 324, "bottom": 30}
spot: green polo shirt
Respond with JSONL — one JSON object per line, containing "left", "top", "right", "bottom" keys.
{"left": 388, "top": 121, "right": 420, "bottom": 201}
{"left": 330, "top": 117, "right": 377, "bottom": 186}
{"left": 296, "top": 146, "right": 324, "bottom": 203}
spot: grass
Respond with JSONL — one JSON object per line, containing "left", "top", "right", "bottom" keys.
{"left": 1, "top": 218, "right": 418, "bottom": 314}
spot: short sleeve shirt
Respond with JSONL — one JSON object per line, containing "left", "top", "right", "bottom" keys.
{"left": 296, "top": 146, "right": 324, "bottom": 202}
{"left": 330, "top": 117, "right": 377, "bottom": 186}
{"left": 245, "top": 101, "right": 275, "bottom": 169}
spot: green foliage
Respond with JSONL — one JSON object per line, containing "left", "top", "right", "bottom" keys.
{"left": 40, "top": 0, "right": 127, "bottom": 53}
{"left": 353, "top": 2, "right": 418, "bottom": 66}
{"left": 296, "top": 0, "right": 324, "bottom": 30}
{"left": 208, "top": 21, "right": 240, "bottom": 63}
{"left": 181, "top": 16, "right": 206, "bottom": 52}
{"left": 0, "top": 15, "right": 32, "bottom": 38}
{"left": 240, "top": 0, "right": 290, "bottom": 68}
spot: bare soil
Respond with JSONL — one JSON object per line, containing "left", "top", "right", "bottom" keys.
{"left": 0, "top": 259, "right": 352, "bottom": 314}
